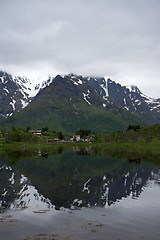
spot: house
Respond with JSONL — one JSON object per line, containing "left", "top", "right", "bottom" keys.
{"left": 47, "top": 138, "right": 59, "bottom": 143}
{"left": 47, "top": 139, "right": 54, "bottom": 143}
{"left": 73, "top": 135, "right": 81, "bottom": 141}
{"left": 65, "top": 136, "right": 71, "bottom": 142}
{"left": 29, "top": 130, "right": 42, "bottom": 136}
{"left": 53, "top": 138, "right": 59, "bottom": 142}
{"left": 86, "top": 135, "right": 94, "bottom": 142}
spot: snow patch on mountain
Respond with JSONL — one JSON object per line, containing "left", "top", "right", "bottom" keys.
{"left": 101, "top": 85, "right": 108, "bottom": 99}
{"left": 125, "top": 84, "right": 160, "bottom": 114}
{"left": 66, "top": 74, "right": 84, "bottom": 86}
{"left": 21, "top": 99, "right": 29, "bottom": 109}
{"left": 83, "top": 90, "right": 91, "bottom": 105}
{"left": 102, "top": 77, "right": 109, "bottom": 98}
{"left": 10, "top": 98, "right": 16, "bottom": 110}
{"left": 3, "top": 87, "right": 9, "bottom": 94}
{"left": 127, "top": 85, "right": 141, "bottom": 94}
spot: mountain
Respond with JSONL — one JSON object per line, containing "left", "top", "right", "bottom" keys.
{"left": 1, "top": 73, "right": 147, "bottom": 133}
{"left": 0, "top": 71, "right": 159, "bottom": 132}
{"left": 0, "top": 71, "right": 53, "bottom": 122}
{"left": 108, "top": 81, "right": 160, "bottom": 123}
{"left": 85, "top": 76, "right": 160, "bottom": 123}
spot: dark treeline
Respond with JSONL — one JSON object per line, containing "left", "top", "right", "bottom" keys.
{"left": 103, "top": 124, "right": 160, "bottom": 144}
{"left": 75, "top": 129, "right": 92, "bottom": 138}
{"left": 0, "top": 127, "right": 40, "bottom": 143}
{"left": 0, "top": 124, "right": 160, "bottom": 144}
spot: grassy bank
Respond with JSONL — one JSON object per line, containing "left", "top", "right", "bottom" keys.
{"left": 97, "top": 141, "right": 160, "bottom": 153}
{"left": 0, "top": 139, "right": 159, "bottom": 163}
{"left": 0, "top": 139, "right": 89, "bottom": 154}
{"left": 0, "top": 137, "right": 159, "bottom": 152}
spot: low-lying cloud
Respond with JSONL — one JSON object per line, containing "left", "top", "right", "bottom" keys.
{"left": 0, "top": 0, "right": 160, "bottom": 98}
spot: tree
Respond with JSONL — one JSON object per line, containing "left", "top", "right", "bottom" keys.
{"left": 127, "top": 124, "right": 140, "bottom": 131}
{"left": 45, "top": 126, "right": 49, "bottom": 132}
{"left": 75, "top": 129, "right": 91, "bottom": 138}
{"left": 26, "top": 126, "right": 31, "bottom": 132}
{"left": 42, "top": 126, "right": 49, "bottom": 133}
{"left": 58, "top": 131, "right": 63, "bottom": 140}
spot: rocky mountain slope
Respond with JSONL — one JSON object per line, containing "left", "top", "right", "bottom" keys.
{"left": 78, "top": 75, "right": 160, "bottom": 123}
{"left": 1, "top": 74, "right": 146, "bottom": 133}
{"left": 0, "top": 71, "right": 52, "bottom": 122}
{"left": 0, "top": 71, "right": 159, "bottom": 132}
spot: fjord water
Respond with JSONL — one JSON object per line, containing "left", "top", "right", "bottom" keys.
{"left": 0, "top": 146, "right": 160, "bottom": 240}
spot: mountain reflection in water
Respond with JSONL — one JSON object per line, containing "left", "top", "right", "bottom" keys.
{"left": 0, "top": 147, "right": 160, "bottom": 212}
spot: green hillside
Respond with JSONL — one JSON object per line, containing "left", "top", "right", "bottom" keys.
{"left": 1, "top": 75, "right": 147, "bottom": 133}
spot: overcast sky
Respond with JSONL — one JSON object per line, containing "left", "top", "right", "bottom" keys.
{"left": 0, "top": 0, "right": 160, "bottom": 98}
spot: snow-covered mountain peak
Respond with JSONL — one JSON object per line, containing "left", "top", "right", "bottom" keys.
{"left": 127, "top": 85, "right": 142, "bottom": 94}
{"left": 106, "top": 78, "right": 113, "bottom": 84}
{"left": 107, "top": 80, "right": 160, "bottom": 121}
{"left": 34, "top": 77, "right": 53, "bottom": 95}
{"left": 0, "top": 70, "right": 57, "bottom": 121}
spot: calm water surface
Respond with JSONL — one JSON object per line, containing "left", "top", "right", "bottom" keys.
{"left": 0, "top": 146, "right": 160, "bottom": 240}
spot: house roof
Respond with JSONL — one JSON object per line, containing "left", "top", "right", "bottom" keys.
{"left": 29, "top": 130, "right": 41, "bottom": 133}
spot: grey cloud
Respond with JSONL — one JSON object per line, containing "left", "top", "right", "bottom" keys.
{"left": 0, "top": 0, "right": 160, "bottom": 98}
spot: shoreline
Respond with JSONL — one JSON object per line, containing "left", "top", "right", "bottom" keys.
{"left": 0, "top": 141, "right": 159, "bottom": 165}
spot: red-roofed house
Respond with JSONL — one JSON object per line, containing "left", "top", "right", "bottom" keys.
{"left": 73, "top": 135, "right": 81, "bottom": 141}
{"left": 29, "top": 130, "right": 42, "bottom": 136}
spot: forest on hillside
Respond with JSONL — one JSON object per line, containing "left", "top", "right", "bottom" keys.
{"left": 103, "top": 124, "right": 160, "bottom": 144}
